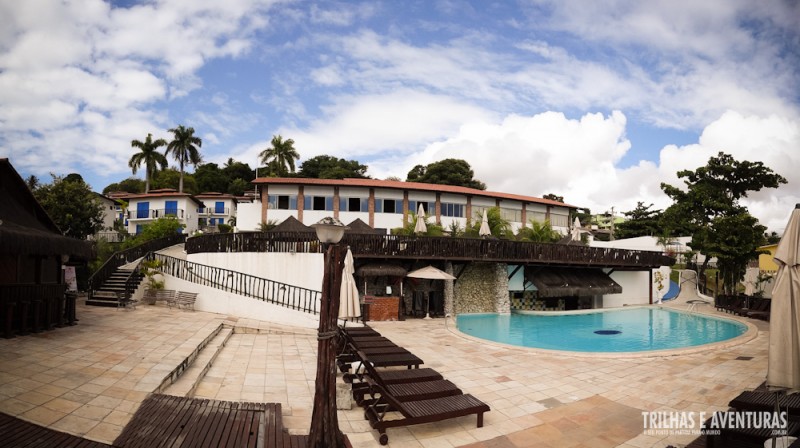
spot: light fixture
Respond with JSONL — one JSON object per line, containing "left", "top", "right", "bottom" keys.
{"left": 311, "top": 217, "right": 349, "bottom": 244}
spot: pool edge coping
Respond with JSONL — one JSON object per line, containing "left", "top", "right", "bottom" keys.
{"left": 444, "top": 305, "right": 760, "bottom": 359}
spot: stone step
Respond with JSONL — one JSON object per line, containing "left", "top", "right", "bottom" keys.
{"left": 162, "top": 326, "right": 234, "bottom": 398}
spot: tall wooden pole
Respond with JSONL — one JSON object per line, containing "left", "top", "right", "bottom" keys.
{"left": 307, "top": 243, "right": 346, "bottom": 448}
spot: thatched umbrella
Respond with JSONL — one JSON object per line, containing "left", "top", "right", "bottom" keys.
{"left": 268, "top": 215, "right": 314, "bottom": 233}
{"left": 345, "top": 218, "right": 381, "bottom": 234}
{"left": 355, "top": 263, "right": 407, "bottom": 296}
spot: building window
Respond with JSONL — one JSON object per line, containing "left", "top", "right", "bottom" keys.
{"left": 408, "top": 200, "right": 435, "bottom": 215}
{"left": 440, "top": 202, "right": 464, "bottom": 218}
{"left": 528, "top": 211, "right": 547, "bottom": 223}
{"left": 500, "top": 207, "right": 522, "bottom": 223}
{"left": 268, "top": 195, "right": 297, "bottom": 210}
{"left": 304, "top": 195, "right": 333, "bottom": 211}
{"left": 340, "top": 197, "right": 368, "bottom": 212}
{"left": 375, "top": 198, "right": 403, "bottom": 214}
{"left": 549, "top": 214, "right": 569, "bottom": 227}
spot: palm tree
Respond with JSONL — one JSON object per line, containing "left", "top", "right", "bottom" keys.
{"left": 166, "top": 125, "right": 202, "bottom": 192}
{"left": 259, "top": 135, "right": 299, "bottom": 177}
{"left": 129, "top": 133, "right": 168, "bottom": 193}
{"left": 517, "top": 218, "right": 561, "bottom": 243}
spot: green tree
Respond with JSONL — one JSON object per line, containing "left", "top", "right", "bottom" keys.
{"left": 465, "top": 207, "right": 513, "bottom": 238}
{"left": 405, "top": 159, "right": 486, "bottom": 190}
{"left": 64, "top": 173, "right": 84, "bottom": 184}
{"left": 127, "top": 216, "right": 185, "bottom": 245}
{"left": 103, "top": 177, "right": 145, "bottom": 194}
{"left": 615, "top": 202, "right": 663, "bottom": 239}
{"left": 34, "top": 175, "right": 104, "bottom": 239}
{"left": 194, "top": 163, "right": 228, "bottom": 193}
{"left": 166, "top": 125, "right": 203, "bottom": 192}
{"left": 129, "top": 133, "right": 168, "bottom": 193}
{"left": 25, "top": 174, "right": 40, "bottom": 191}
{"left": 706, "top": 213, "right": 767, "bottom": 294}
{"left": 765, "top": 231, "right": 781, "bottom": 245}
{"left": 259, "top": 135, "right": 299, "bottom": 177}
{"left": 517, "top": 219, "right": 561, "bottom": 243}
{"left": 660, "top": 151, "right": 786, "bottom": 280}
{"left": 228, "top": 178, "right": 250, "bottom": 196}
{"left": 222, "top": 158, "right": 255, "bottom": 183}
{"left": 298, "top": 155, "right": 369, "bottom": 179}
{"left": 542, "top": 193, "right": 564, "bottom": 203}
{"left": 391, "top": 212, "right": 445, "bottom": 236}
{"left": 151, "top": 168, "right": 197, "bottom": 194}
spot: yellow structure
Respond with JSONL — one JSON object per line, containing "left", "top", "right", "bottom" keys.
{"left": 758, "top": 244, "right": 779, "bottom": 273}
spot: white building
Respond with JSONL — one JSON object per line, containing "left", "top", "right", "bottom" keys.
{"left": 243, "top": 177, "right": 576, "bottom": 233}
{"left": 124, "top": 189, "right": 203, "bottom": 235}
{"left": 195, "top": 192, "right": 238, "bottom": 231}
{"left": 94, "top": 193, "right": 122, "bottom": 231}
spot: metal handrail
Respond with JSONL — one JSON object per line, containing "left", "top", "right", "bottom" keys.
{"left": 148, "top": 252, "right": 320, "bottom": 314}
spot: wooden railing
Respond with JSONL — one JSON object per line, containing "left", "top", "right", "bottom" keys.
{"left": 88, "top": 234, "right": 187, "bottom": 299}
{"left": 148, "top": 253, "right": 320, "bottom": 314}
{"left": 186, "top": 232, "right": 673, "bottom": 268}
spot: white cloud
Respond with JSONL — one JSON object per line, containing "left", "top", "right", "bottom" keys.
{"left": 366, "top": 110, "right": 800, "bottom": 232}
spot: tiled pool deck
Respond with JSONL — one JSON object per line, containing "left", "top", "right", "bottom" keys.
{"left": 0, "top": 300, "right": 769, "bottom": 447}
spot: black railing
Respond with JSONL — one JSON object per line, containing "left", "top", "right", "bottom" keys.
{"left": 186, "top": 232, "right": 673, "bottom": 268}
{"left": 148, "top": 252, "right": 320, "bottom": 314}
{"left": 88, "top": 234, "right": 187, "bottom": 300}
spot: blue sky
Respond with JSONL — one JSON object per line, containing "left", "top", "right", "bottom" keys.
{"left": 1, "top": 0, "right": 798, "bottom": 230}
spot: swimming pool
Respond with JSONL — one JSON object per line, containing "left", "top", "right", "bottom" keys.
{"left": 456, "top": 307, "right": 748, "bottom": 353}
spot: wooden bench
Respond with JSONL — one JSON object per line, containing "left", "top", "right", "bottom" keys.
{"left": 175, "top": 291, "right": 197, "bottom": 311}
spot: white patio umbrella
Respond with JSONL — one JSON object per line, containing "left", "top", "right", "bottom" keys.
{"left": 414, "top": 203, "right": 427, "bottom": 234}
{"left": 571, "top": 216, "right": 582, "bottom": 242}
{"left": 338, "top": 248, "right": 361, "bottom": 321}
{"left": 407, "top": 265, "right": 456, "bottom": 319}
{"left": 767, "top": 204, "right": 800, "bottom": 391}
{"left": 479, "top": 209, "right": 491, "bottom": 237}
{"left": 741, "top": 267, "right": 759, "bottom": 297}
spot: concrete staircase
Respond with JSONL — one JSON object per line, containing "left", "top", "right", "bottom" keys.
{"left": 87, "top": 268, "right": 144, "bottom": 307}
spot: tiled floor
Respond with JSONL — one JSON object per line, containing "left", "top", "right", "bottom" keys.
{"left": 0, "top": 299, "right": 769, "bottom": 448}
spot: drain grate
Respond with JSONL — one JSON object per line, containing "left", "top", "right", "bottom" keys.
{"left": 735, "top": 356, "right": 754, "bottom": 361}
{"left": 594, "top": 330, "right": 622, "bottom": 335}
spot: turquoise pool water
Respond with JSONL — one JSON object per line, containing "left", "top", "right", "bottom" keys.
{"left": 456, "top": 308, "right": 747, "bottom": 353}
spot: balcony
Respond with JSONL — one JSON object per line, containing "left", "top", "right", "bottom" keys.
{"left": 198, "top": 207, "right": 230, "bottom": 216}
{"left": 128, "top": 209, "right": 185, "bottom": 220}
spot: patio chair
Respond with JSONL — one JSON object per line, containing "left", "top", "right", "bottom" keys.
{"left": 364, "top": 381, "right": 490, "bottom": 445}
{"left": 743, "top": 299, "right": 771, "bottom": 320}
{"left": 175, "top": 291, "right": 197, "bottom": 311}
{"left": 729, "top": 390, "right": 800, "bottom": 415}
{"left": 354, "top": 350, "right": 462, "bottom": 406}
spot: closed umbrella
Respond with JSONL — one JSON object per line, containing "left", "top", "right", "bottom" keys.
{"left": 571, "top": 216, "right": 582, "bottom": 242}
{"left": 414, "top": 203, "right": 427, "bottom": 234}
{"left": 338, "top": 248, "right": 361, "bottom": 321}
{"left": 479, "top": 209, "right": 491, "bottom": 237}
{"left": 767, "top": 204, "right": 800, "bottom": 391}
{"left": 741, "top": 267, "right": 758, "bottom": 297}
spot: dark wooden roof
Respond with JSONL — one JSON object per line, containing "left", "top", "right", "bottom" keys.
{"left": 268, "top": 215, "right": 314, "bottom": 233}
{"left": 356, "top": 263, "right": 408, "bottom": 277}
{"left": 346, "top": 218, "right": 381, "bottom": 235}
{"left": 0, "top": 159, "right": 93, "bottom": 258}
{"left": 526, "top": 267, "right": 622, "bottom": 297}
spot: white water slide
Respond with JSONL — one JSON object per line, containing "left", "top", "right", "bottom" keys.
{"left": 674, "top": 270, "right": 714, "bottom": 311}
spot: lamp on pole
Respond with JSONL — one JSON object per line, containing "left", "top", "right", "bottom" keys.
{"left": 308, "top": 217, "right": 348, "bottom": 448}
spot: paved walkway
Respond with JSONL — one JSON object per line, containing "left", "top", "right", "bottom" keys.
{"left": 0, "top": 299, "right": 769, "bottom": 447}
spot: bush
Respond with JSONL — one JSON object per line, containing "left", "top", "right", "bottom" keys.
{"left": 217, "top": 223, "right": 232, "bottom": 233}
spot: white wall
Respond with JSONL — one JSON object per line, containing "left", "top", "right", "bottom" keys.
{"left": 162, "top": 275, "right": 320, "bottom": 329}
{"left": 236, "top": 201, "right": 263, "bottom": 231}
{"left": 602, "top": 270, "right": 651, "bottom": 307}
{"left": 187, "top": 252, "right": 324, "bottom": 292}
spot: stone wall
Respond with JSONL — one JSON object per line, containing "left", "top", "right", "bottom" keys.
{"left": 454, "top": 262, "right": 509, "bottom": 314}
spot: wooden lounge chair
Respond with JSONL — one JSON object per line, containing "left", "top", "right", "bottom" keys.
{"left": 722, "top": 298, "right": 744, "bottom": 314}
{"left": 364, "top": 382, "right": 490, "bottom": 445}
{"left": 729, "top": 390, "right": 800, "bottom": 415}
{"left": 355, "top": 350, "right": 462, "bottom": 406}
{"left": 744, "top": 299, "right": 771, "bottom": 320}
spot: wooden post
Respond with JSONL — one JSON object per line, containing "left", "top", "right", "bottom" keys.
{"left": 307, "top": 243, "right": 346, "bottom": 448}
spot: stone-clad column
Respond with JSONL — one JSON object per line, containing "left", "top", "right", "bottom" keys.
{"left": 495, "top": 263, "right": 510, "bottom": 314}
{"left": 444, "top": 261, "right": 454, "bottom": 317}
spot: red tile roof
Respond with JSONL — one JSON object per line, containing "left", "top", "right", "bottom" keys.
{"left": 196, "top": 192, "right": 238, "bottom": 202}
{"left": 124, "top": 190, "right": 205, "bottom": 207}
{"left": 252, "top": 177, "right": 576, "bottom": 208}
